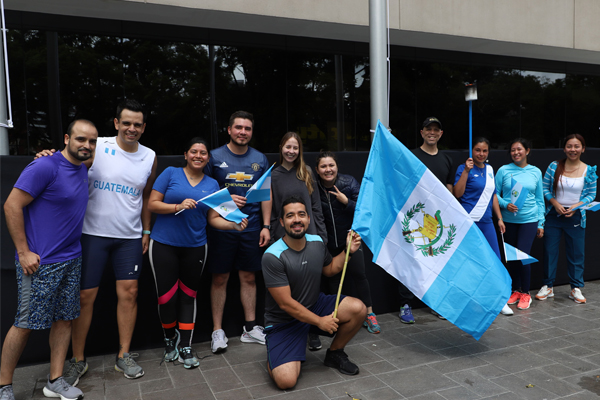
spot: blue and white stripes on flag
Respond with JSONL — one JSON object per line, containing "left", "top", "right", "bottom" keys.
{"left": 510, "top": 177, "right": 529, "bottom": 216}
{"left": 351, "top": 121, "right": 511, "bottom": 340}
{"left": 502, "top": 240, "right": 538, "bottom": 265}
{"left": 199, "top": 188, "right": 248, "bottom": 224}
{"left": 246, "top": 164, "right": 274, "bottom": 203}
{"left": 570, "top": 201, "right": 600, "bottom": 212}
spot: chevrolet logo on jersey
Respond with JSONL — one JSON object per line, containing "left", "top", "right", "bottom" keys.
{"left": 226, "top": 171, "right": 253, "bottom": 182}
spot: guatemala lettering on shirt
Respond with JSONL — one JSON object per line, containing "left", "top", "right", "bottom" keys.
{"left": 92, "top": 180, "right": 141, "bottom": 197}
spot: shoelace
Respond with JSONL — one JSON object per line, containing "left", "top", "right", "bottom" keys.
{"left": 56, "top": 377, "right": 70, "bottom": 391}
{"left": 121, "top": 353, "right": 140, "bottom": 367}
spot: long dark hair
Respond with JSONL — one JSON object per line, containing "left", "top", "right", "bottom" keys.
{"left": 315, "top": 150, "right": 338, "bottom": 183}
{"left": 183, "top": 137, "right": 210, "bottom": 166}
{"left": 553, "top": 134, "right": 586, "bottom": 194}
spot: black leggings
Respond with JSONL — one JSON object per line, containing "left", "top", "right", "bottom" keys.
{"left": 326, "top": 244, "right": 372, "bottom": 308}
{"left": 149, "top": 239, "right": 207, "bottom": 347}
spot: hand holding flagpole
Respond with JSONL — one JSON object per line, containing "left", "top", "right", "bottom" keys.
{"left": 333, "top": 230, "right": 360, "bottom": 318}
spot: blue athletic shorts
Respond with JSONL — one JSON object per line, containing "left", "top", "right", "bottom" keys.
{"left": 265, "top": 293, "right": 346, "bottom": 370}
{"left": 14, "top": 257, "right": 81, "bottom": 330}
{"left": 206, "top": 229, "right": 262, "bottom": 273}
{"left": 80, "top": 234, "right": 143, "bottom": 289}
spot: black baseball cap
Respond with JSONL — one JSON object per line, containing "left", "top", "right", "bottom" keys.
{"left": 422, "top": 117, "right": 442, "bottom": 129}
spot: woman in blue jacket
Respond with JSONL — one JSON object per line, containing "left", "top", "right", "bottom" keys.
{"left": 315, "top": 150, "right": 380, "bottom": 334}
{"left": 495, "top": 138, "right": 545, "bottom": 311}
{"left": 454, "top": 138, "right": 511, "bottom": 315}
{"left": 536, "top": 134, "right": 597, "bottom": 304}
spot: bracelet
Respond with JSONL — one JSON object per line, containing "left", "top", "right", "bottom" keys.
{"left": 498, "top": 218, "right": 503, "bottom": 221}
{"left": 142, "top": 230, "right": 151, "bottom": 235}
{"left": 175, "top": 204, "right": 178, "bottom": 213}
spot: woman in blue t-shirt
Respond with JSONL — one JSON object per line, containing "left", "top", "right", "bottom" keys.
{"left": 453, "top": 138, "right": 511, "bottom": 316}
{"left": 148, "top": 137, "right": 247, "bottom": 369}
{"left": 495, "top": 138, "right": 545, "bottom": 312}
{"left": 536, "top": 134, "right": 597, "bottom": 304}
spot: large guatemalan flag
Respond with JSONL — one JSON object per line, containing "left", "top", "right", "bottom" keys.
{"left": 352, "top": 121, "right": 511, "bottom": 340}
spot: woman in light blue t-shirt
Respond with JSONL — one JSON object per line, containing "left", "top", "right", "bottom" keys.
{"left": 495, "top": 138, "right": 545, "bottom": 312}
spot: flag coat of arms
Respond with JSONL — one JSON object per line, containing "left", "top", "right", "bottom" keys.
{"left": 352, "top": 121, "right": 511, "bottom": 340}
{"left": 246, "top": 164, "right": 274, "bottom": 203}
{"left": 198, "top": 188, "right": 248, "bottom": 224}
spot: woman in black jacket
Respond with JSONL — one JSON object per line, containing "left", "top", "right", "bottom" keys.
{"left": 315, "top": 150, "right": 380, "bottom": 334}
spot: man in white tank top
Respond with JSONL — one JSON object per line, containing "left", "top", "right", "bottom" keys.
{"left": 65, "top": 100, "right": 157, "bottom": 383}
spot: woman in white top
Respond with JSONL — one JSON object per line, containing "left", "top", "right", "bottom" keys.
{"left": 536, "top": 134, "right": 597, "bottom": 304}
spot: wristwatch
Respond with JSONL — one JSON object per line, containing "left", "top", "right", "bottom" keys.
{"left": 263, "top": 225, "right": 271, "bottom": 230}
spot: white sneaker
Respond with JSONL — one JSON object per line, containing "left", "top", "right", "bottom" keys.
{"left": 211, "top": 329, "right": 228, "bottom": 353}
{"left": 500, "top": 304, "right": 514, "bottom": 315}
{"left": 240, "top": 325, "right": 266, "bottom": 345}
{"left": 569, "top": 288, "right": 586, "bottom": 304}
{"left": 535, "top": 285, "right": 554, "bottom": 301}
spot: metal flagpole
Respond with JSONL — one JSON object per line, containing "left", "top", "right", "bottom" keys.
{"left": 0, "top": 0, "right": 13, "bottom": 155}
{"left": 465, "top": 83, "right": 478, "bottom": 159}
{"left": 369, "top": 0, "right": 389, "bottom": 139}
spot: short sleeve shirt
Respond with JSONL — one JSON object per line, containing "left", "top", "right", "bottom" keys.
{"left": 14, "top": 152, "right": 89, "bottom": 264}
{"left": 262, "top": 234, "right": 333, "bottom": 326}
{"left": 204, "top": 145, "right": 269, "bottom": 231}
{"left": 150, "top": 167, "right": 220, "bottom": 247}
{"left": 412, "top": 147, "right": 454, "bottom": 186}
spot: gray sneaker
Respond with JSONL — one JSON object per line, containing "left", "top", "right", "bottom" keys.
{"left": 0, "top": 385, "right": 15, "bottom": 400}
{"left": 115, "top": 353, "right": 144, "bottom": 379}
{"left": 211, "top": 329, "right": 228, "bottom": 353}
{"left": 63, "top": 358, "right": 88, "bottom": 386}
{"left": 42, "top": 375, "right": 83, "bottom": 400}
{"left": 163, "top": 330, "right": 180, "bottom": 363}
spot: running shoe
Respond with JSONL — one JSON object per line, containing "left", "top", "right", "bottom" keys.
{"left": 163, "top": 330, "right": 180, "bottom": 363}
{"left": 178, "top": 347, "right": 200, "bottom": 369}
{"left": 0, "top": 385, "right": 15, "bottom": 400}
{"left": 500, "top": 304, "right": 514, "bottom": 316}
{"left": 363, "top": 313, "right": 381, "bottom": 334}
{"left": 507, "top": 291, "right": 522, "bottom": 305}
{"left": 399, "top": 304, "right": 415, "bottom": 324}
{"left": 211, "top": 329, "right": 228, "bottom": 353}
{"left": 517, "top": 293, "right": 532, "bottom": 310}
{"left": 43, "top": 375, "right": 83, "bottom": 400}
{"left": 240, "top": 325, "right": 266, "bottom": 345}
{"left": 536, "top": 285, "right": 554, "bottom": 301}
{"left": 308, "top": 333, "right": 322, "bottom": 351}
{"left": 324, "top": 349, "right": 359, "bottom": 375}
{"left": 63, "top": 358, "right": 88, "bottom": 386}
{"left": 115, "top": 353, "right": 144, "bottom": 379}
{"left": 570, "top": 288, "right": 586, "bottom": 304}
{"left": 430, "top": 309, "right": 446, "bottom": 320}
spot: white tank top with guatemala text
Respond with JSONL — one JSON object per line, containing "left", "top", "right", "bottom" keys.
{"left": 82, "top": 136, "right": 155, "bottom": 239}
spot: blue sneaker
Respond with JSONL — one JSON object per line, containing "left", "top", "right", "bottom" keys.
{"left": 399, "top": 304, "right": 415, "bottom": 324}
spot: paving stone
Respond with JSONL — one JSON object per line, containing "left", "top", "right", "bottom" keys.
{"left": 378, "top": 365, "right": 456, "bottom": 398}
{"left": 436, "top": 385, "right": 480, "bottom": 400}
{"left": 477, "top": 327, "right": 532, "bottom": 350}
{"left": 214, "top": 387, "right": 254, "bottom": 400}
{"left": 490, "top": 373, "right": 558, "bottom": 400}
{"left": 222, "top": 341, "right": 267, "bottom": 365}
{"left": 359, "top": 386, "right": 404, "bottom": 400}
{"left": 477, "top": 347, "right": 552, "bottom": 373}
{"left": 105, "top": 381, "right": 141, "bottom": 399}
{"left": 166, "top": 363, "right": 206, "bottom": 388}
{"left": 444, "top": 369, "right": 507, "bottom": 398}
{"left": 518, "top": 368, "right": 581, "bottom": 397}
{"left": 231, "top": 361, "right": 270, "bottom": 387}
{"left": 246, "top": 382, "right": 283, "bottom": 399}
{"left": 203, "top": 366, "right": 244, "bottom": 393}
{"left": 378, "top": 343, "right": 446, "bottom": 369}
{"left": 317, "top": 375, "right": 386, "bottom": 398}
{"left": 359, "top": 360, "right": 398, "bottom": 375}
{"left": 429, "top": 354, "right": 488, "bottom": 374}
{"left": 142, "top": 382, "right": 215, "bottom": 400}
{"left": 292, "top": 361, "right": 344, "bottom": 391}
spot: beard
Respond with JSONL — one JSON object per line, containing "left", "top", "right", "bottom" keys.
{"left": 68, "top": 147, "right": 92, "bottom": 161}
{"left": 285, "top": 223, "right": 306, "bottom": 239}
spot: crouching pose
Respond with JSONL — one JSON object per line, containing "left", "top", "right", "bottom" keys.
{"left": 262, "top": 195, "right": 366, "bottom": 390}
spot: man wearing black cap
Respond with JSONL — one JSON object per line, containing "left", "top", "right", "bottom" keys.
{"left": 398, "top": 116, "right": 453, "bottom": 324}
{"left": 412, "top": 117, "right": 454, "bottom": 191}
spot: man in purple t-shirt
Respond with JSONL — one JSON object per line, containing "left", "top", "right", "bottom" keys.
{"left": 0, "top": 120, "right": 97, "bottom": 400}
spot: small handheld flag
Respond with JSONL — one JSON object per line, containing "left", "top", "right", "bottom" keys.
{"left": 510, "top": 177, "right": 529, "bottom": 216}
{"left": 568, "top": 201, "right": 600, "bottom": 213}
{"left": 502, "top": 234, "right": 538, "bottom": 265}
{"left": 175, "top": 188, "right": 248, "bottom": 224}
{"left": 246, "top": 164, "right": 274, "bottom": 203}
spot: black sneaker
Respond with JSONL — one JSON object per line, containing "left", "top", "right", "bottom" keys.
{"left": 307, "top": 333, "right": 322, "bottom": 351}
{"left": 324, "top": 348, "right": 359, "bottom": 375}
